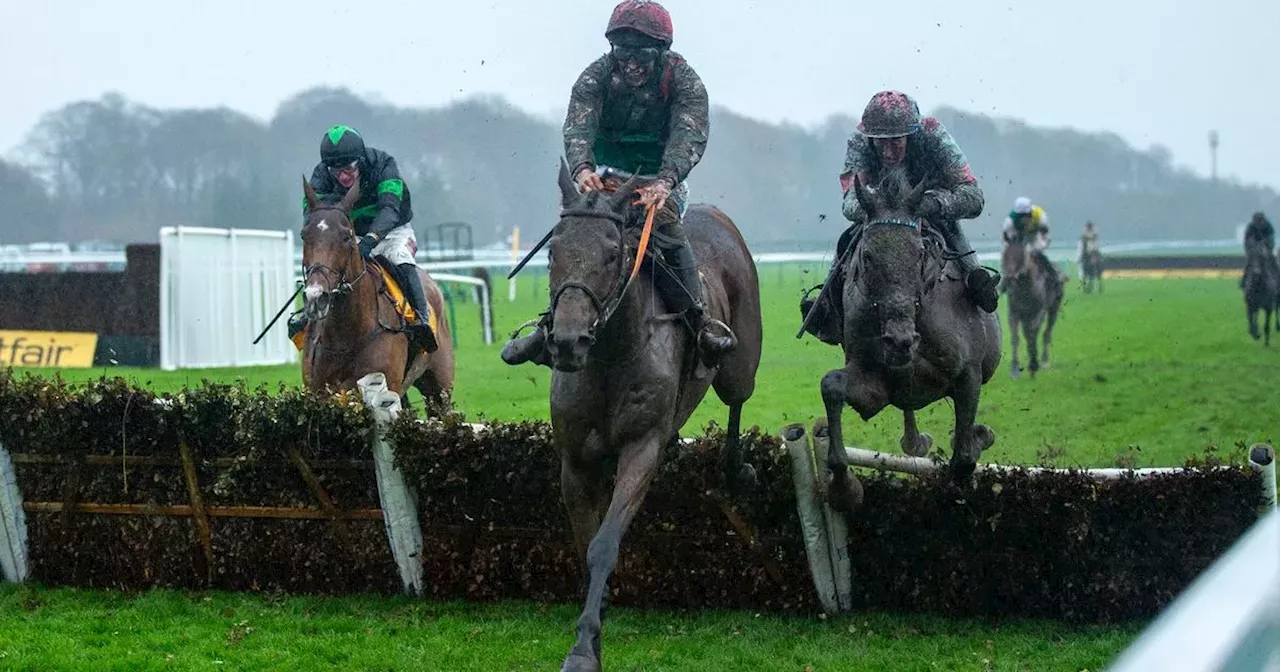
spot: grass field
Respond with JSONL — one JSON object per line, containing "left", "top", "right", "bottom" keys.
{"left": 4, "top": 268, "right": 1272, "bottom": 671}
{"left": 0, "top": 586, "right": 1139, "bottom": 671}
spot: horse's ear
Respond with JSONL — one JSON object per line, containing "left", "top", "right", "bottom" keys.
{"left": 558, "top": 158, "right": 578, "bottom": 207}
{"left": 610, "top": 175, "right": 643, "bottom": 211}
{"left": 338, "top": 179, "right": 361, "bottom": 214}
{"left": 853, "top": 174, "right": 876, "bottom": 216}
{"left": 906, "top": 179, "right": 927, "bottom": 211}
{"left": 303, "top": 177, "right": 320, "bottom": 213}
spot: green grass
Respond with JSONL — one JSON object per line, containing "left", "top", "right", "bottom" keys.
{"left": 0, "top": 586, "right": 1138, "bottom": 671}
{"left": 28, "top": 267, "right": 1278, "bottom": 469}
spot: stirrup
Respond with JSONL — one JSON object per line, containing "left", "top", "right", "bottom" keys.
{"left": 697, "top": 316, "right": 738, "bottom": 353}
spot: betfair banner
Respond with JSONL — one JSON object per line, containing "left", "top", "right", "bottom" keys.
{"left": 0, "top": 331, "right": 99, "bottom": 368}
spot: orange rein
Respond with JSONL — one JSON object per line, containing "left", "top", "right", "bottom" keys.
{"left": 630, "top": 200, "right": 658, "bottom": 283}
{"left": 597, "top": 179, "right": 658, "bottom": 284}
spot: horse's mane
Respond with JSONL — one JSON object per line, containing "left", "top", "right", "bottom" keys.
{"left": 872, "top": 168, "right": 915, "bottom": 213}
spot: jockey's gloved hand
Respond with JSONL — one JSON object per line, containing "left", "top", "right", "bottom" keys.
{"left": 357, "top": 233, "right": 380, "bottom": 258}
{"left": 917, "top": 193, "right": 942, "bottom": 219}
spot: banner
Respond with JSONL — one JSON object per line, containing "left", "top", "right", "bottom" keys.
{"left": 0, "top": 331, "right": 99, "bottom": 368}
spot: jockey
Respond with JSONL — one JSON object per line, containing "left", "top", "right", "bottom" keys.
{"left": 1242, "top": 211, "right": 1279, "bottom": 288}
{"left": 799, "top": 90, "right": 999, "bottom": 344}
{"left": 501, "top": 0, "right": 735, "bottom": 367}
{"left": 1003, "top": 197, "right": 1064, "bottom": 289}
{"left": 1077, "top": 220, "right": 1101, "bottom": 281}
{"left": 290, "top": 125, "right": 437, "bottom": 353}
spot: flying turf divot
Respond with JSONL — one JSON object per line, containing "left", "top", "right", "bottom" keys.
{"left": 358, "top": 372, "right": 426, "bottom": 596}
{"left": 0, "top": 441, "right": 29, "bottom": 583}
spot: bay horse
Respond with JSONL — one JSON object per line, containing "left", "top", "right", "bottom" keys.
{"left": 819, "top": 171, "right": 1002, "bottom": 514}
{"left": 299, "top": 179, "right": 455, "bottom": 413}
{"left": 1002, "top": 234, "right": 1064, "bottom": 379}
{"left": 545, "top": 161, "right": 761, "bottom": 672}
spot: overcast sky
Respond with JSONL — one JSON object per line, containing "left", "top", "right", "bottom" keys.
{"left": 2, "top": 0, "right": 1275, "bottom": 189}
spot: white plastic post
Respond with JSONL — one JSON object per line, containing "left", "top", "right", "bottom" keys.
{"left": 358, "top": 372, "right": 425, "bottom": 595}
{"left": 1249, "top": 444, "right": 1277, "bottom": 512}
{"left": 782, "top": 424, "right": 839, "bottom": 615}
{"left": 0, "top": 441, "right": 29, "bottom": 583}
{"left": 810, "top": 421, "right": 853, "bottom": 611}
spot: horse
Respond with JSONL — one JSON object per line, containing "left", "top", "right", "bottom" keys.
{"left": 1002, "top": 234, "right": 1064, "bottom": 379}
{"left": 299, "top": 179, "right": 455, "bottom": 413}
{"left": 1080, "top": 247, "right": 1103, "bottom": 294}
{"left": 817, "top": 171, "right": 1002, "bottom": 513}
{"left": 544, "top": 161, "right": 762, "bottom": 672}
{"left": 1242, "top": 249, "right": 1280, "bottom": 346}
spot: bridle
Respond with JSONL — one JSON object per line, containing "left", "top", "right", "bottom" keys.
{"left": 302, "top": 217, "right": 370, "bottom": 318}
{"left": 547, "top": 206, "right": 639, "bottom": 340}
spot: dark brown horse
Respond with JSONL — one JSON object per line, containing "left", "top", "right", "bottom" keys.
{"left": 545, "top": 162, "right": 761, "bottom": 672}
{"left": 1242, "top": 248, "right": 1280, "bottom": 345}
{"left": 300, "top": 180, "right": 455, "bottom": 412}
{"left": 819, "top": 171, "right": 1001, "bottom": 513}
{"left": 1002, "top": 238, "right": 1063, "bottom": 379}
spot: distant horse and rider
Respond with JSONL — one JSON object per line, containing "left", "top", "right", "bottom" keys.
{"left": 1241, "top": 211, "right": 1280, "bottom": 345}
{"left": 1078, "top": 221, "right": 1104, "bottom": 294}
{"left": 1001, "top": 197, "right": 1065, "bottom": 379}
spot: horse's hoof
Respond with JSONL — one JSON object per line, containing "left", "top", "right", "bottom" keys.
{"left": 561, "top": 651, "right": 601, "bottom": 672}
{"left": 901, "top": 432, "right": 932, "bottom": 457}
{"left": 827, "top": 474, "right": 864, "bottom": 514}
{"left": 973, "top": 425, "right": 996, "bottom": 452}
{"left": 1010, "top": 367, "right": 1022, "bottom": 380}
{"left": 737, "top": 462, "right": 758, "bottom": 492}
{"left": 950, "top": 457, "right": 977, "bottom": 482}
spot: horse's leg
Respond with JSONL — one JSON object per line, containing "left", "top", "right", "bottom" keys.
{"left": 1249, "top": 304, "right": 1261, "bottom": 341}
{"left": 950, "top": 371, "right": 994, "bottom": 481}
{"left": 1024, "top": 313, "right": 1042, "bottom": 377}
{"left": 899, "top": 409, "right": 932, "bottom": 457}
{"left": 1042, "top": 302, "right": 1060, "bottom": 368}
{"left": 721, "top": 403, "right": 757, "bottom": 494}
{"left": 819, "top": 368, "right": 872, "bottom": 515}
{"left": 563, "top": 430, "right": 664, "bottom": 672}
{"left": 1267, "top": 307, "right": 1273, "bottom": 347}
{"left": 1008, "top": 306, "right": 1022, "bottom": 379}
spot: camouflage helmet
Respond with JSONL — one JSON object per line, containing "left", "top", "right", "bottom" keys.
{"left": 320, "top": 125, "right": 365, "bottom": 167}
{"left": 857, "top": 91, "right": 923, "bottom": 139}
{"left": 606, "top": 0, "right": 673, "bottom": 47}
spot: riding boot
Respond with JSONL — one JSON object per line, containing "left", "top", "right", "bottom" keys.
{"left": 664, "top": 240, "right": 737, "bottom": 360}
{"left": 397, "top": 263, "right": 438, "bottom": 353}
{"left": 287, "top": 313, "right": 308, "bottom": 340}
{"left": 500, "top": 317, "right": 553, "bottom": 367}
{"left": 943, "top": 221, "right": 999, "bottom": 313}
{"left": 799, "top": 226, "right": 854, "bottom": 346}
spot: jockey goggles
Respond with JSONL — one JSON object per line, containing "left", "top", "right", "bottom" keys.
{"left": 326, "top": 159, "right": 359, "bottom": 175}
{"left": 611, "top": 44, "right": 660, "bottom": 64}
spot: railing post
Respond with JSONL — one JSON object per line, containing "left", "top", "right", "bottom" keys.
{"left": 0, "top": 441, "right": 29, "bottom": 583}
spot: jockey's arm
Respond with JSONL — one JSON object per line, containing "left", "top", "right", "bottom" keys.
{"left": 921, "top": 123, "right": 984, "bottom": 221}
{"left": 838, "top": 134, "right": 871, "bottom": 225}
{"left": 656, "top": 60, "right": 710, "bottom": 188}
{"left": 562, "top": 57, "right": 609, "bottom": 178}
{"left": 366, "top": 157, "right": 407, "bottom": 239}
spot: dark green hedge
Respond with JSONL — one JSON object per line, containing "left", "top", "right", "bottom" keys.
{"left": 0, "top": 371, "right": 1264, "bottom": 622}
